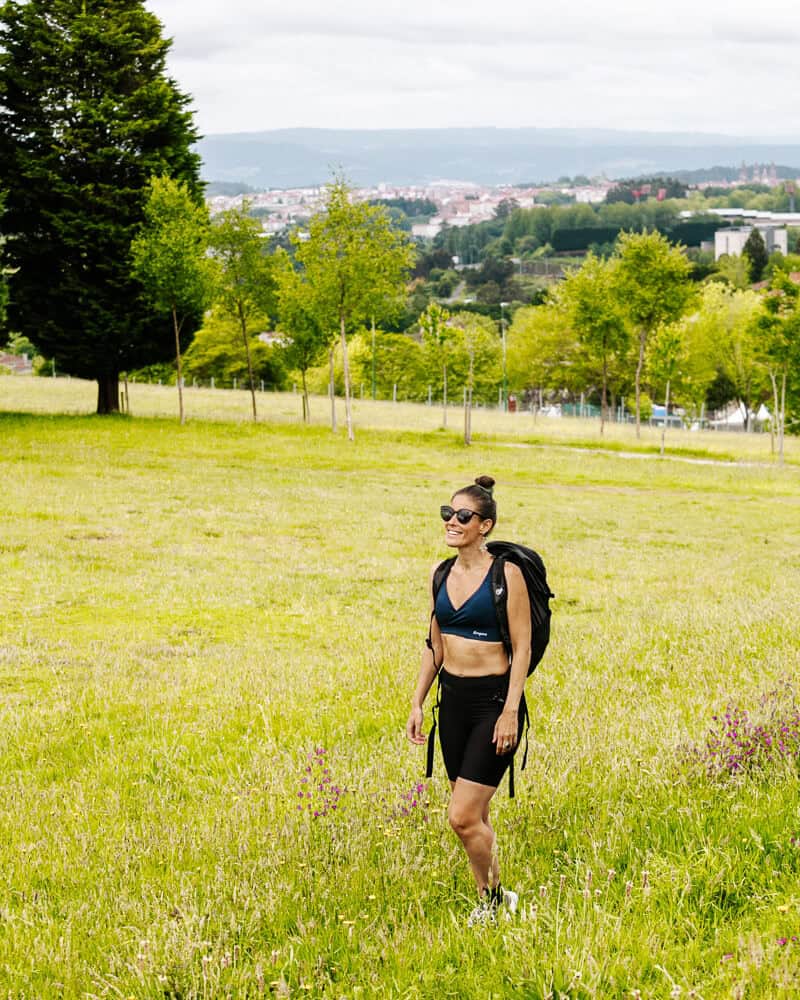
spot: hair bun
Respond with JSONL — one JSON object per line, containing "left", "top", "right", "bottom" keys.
{"left": 474, "top": 475, "right": 495, "bottom": 494}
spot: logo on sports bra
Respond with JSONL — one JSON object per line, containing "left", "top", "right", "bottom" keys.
{"left": 472, "top": 630, "right": 488, "bottom": 638}
{"left": 495, "top": 587, "right": 504, "bottom": 597}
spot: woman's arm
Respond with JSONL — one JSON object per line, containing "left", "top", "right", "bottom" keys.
{"left": 493, "top": 562, "right": 531, "bottom": 753}
{"left": 406, "top": 567, "right": 443, "bottom": 745}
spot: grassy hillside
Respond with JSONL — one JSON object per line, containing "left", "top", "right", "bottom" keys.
{"left": 1, "top": 381, "right": 799, "bottom": 997}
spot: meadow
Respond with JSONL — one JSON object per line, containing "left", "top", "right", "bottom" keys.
{"left": 1, "top": 376, "right": 800, "bottom": 998}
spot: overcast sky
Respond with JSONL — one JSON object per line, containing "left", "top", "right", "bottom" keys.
{"left": 144, "top": 0, "right": 800, "bottom": 139}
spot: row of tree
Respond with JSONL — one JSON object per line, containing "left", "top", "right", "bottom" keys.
{"left": 506, "top": 237, "right": 799, "bottom": 458}
{"left": 128, "top": 176, "right": 415, "bottom": 436}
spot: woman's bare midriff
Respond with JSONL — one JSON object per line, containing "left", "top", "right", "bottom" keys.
{"left": 441, "top": 633, "right": 509, "bottom": 677}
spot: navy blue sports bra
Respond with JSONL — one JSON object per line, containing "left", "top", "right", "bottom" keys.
{"left": 435, "top": 565, "right": 503, "bottom": 643}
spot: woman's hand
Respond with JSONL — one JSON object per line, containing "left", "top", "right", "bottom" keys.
{"left": 493, "top": 708, "right": 519, "bottom": 755}
{"left": 406, "top": 706, "right": 427, "bottom": 745}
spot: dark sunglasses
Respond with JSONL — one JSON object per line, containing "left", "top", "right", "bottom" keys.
{"left": 440, "top": 505, "right": 481, "bottom": 524}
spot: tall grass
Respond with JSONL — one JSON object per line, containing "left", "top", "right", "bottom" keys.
{"left": 0, "top": 391, "right": 799, "bottom": 997}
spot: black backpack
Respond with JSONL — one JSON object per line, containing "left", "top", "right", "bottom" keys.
{"left": 425, "top": 541, "right": 554, "bottom": 796}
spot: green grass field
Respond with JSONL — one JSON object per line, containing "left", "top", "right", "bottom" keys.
{"left": 2, "top": 376, "right": 800, "bottom": 998}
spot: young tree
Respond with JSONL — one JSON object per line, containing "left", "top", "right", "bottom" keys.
{"left": 614, "top": 231, "right": 694, "bottom": 437}
{"left": 715, "top": 253, "right": 752, "bottom": 290}
{"left": 293, "top": 177, "right": 414, "bottom": 440}
{"left": 757, "top": 271, "right": 800, "bottom": 462}
{"left": 419, "top": 302, "right": 453, "bottom": 428}
{"left": 448, "top": 312, "right": 502, "bottom": 443}
{"left": 275, "top": 262, "right": 329, "bottom": 422}
{"left": 130, "top": 176, "right": 212, "bottom": 424}
{"left": 0, "top": 0, "right": 201, "bottom": 413}
{"left": 742, "top": 228, "right": 769, "bottom": 283}
{"left": 556, "top": 253, "right": 629, "bottom": 434}
{"left": 209, "top": 203, "right": 277, "bottom": 421}
{"left": 646, "top": 324, "right": 686, "bottom": 456}
{"left": 697, "top": 282, "right": 765, "bottom": 430}
{"left": 505, "top": 303, "right": 583, "bottom": 399}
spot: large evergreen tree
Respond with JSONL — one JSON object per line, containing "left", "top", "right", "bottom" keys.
{"left": 0, "top": 0, "right": 202, "bottom": 412}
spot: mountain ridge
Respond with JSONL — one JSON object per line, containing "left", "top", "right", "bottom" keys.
{"left": 196, "top": 127, "right": 800, "bottom": 189}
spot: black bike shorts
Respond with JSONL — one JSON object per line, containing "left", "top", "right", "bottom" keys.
{"left": 438, "top": 669, "right": 525, "bottom": 788}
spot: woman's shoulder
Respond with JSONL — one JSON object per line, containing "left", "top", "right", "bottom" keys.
{"left": 429, "top": 556, "right": 454, "bottom": 581}
{"left": 500, "top": 560, "right": 524, "bottom": 586}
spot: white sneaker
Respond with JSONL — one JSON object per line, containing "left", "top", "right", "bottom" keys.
{"left": 467, "top": 898, "right": 495, "bottom": 928}
{"left": 501, "top": 889, "right": 519, "bottom": 917}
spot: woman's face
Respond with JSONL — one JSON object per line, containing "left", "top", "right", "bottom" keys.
{"left": 443, "top": 492, "right": 493, "bottom": 549}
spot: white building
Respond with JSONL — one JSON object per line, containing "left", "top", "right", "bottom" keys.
{"left": 714, "top": 225, "right": 787, "bottom": 260}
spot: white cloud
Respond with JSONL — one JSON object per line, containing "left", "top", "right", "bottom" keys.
{"left": 146, "top": 0, "right": 800, "bottom": 136}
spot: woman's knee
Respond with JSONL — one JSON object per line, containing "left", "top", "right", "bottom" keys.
{"left": 448, "top": 801, "right": 481, "bottom": 838}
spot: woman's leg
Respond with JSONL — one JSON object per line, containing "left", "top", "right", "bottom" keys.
{"left": 447, "top": 777, "right": 500, "bottom": 893}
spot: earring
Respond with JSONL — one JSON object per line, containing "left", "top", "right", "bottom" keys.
{"left": 479, "top": 533, "right": 488, "bottom": 552}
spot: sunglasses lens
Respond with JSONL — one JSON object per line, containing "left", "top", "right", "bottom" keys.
{"left": 440, "top": 506, "right": 455, "bottom": 521}
{"left": 456, "top": 509, "right": 475, "bottom": 524}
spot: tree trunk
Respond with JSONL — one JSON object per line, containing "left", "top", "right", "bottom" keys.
{"left": 371, "top": 315, "right": 376, "bottom": 400}
{"left": 600, "top": 354, "right": 608, "bottom": 436}
{"left": 780, "top": 372, "right": 786, "bottom": 465}
{"left": 660, "top": 379, "right": 670, "bottom": 457}
{"left": 634, "top": 329, "right": 645, "bottom": 439}
{"left": 172, "top": 305, "right": 185, "bottom": 425}
{"left": 442, "top": 363, "right": 448, "bottom": 429}
{"left": 464, "top": 352, "right": 473, "bottom": 445}
{"left": 96, "top": 372, "right": 120, "bottom": 414}
{"left": 238, "top": 302, "right": 258, "bottom": 422}
{"left": 328, "top": 346, "right": 337, "bottom": 432}
{"left": 340, "top": 314, "right": 354, "bottom": 442}
{"left": 770, "top": 371, "right": 779, "bottom": 457}
{"left": 301, "top": 368, "right": 309, "bottom": 423}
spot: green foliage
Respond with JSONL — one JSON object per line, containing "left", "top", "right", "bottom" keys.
{"left": 182, "top": 309, "right": 287, "bottom": 388}
{"left": 207, "top": 202, "right": 278, "bottom": 414}
{"left": 447, "top": 310, "right": 502, "bottom": 403}
{"left": 369, "top": 197, "right": 437, "bottom": 219}
{"left": 0, "top": 190, "right": 9, "bottom": 331}
{"left": 3, "top": 331, "right": 35, "bottom": 357}
{"left": 210, "top": 203, "right": 277, "bottom": 321}
{"left": 0, "top": 0, "right": 202, "bottom": 409}
{"left": 556, "top": 254, "right": 630, "bottom": 421}
{"left": 131, "top": 176, "right": 212, "bottom": 322}
{"left": 275, "top": 255, "right": 332, "bottom": 417}
{"left": 742, "top": 228, "right": 769, "bottom": 283}
{"left": 614, "top": 231, "right": 694, "bottom": 334}
{"left": 605, "top": 176, "right": 688, "bottom": 204}
{"left": 351, "top": 330, "right": 424, "bottom": 400}
{"left": 646, "top": 323, "right": 686, "bottom": 398}
{"left": 757, "top": 270, "right": 800, "bottom": 435}
{"left": 715, "top": 253, "right": 752, "bottom": 290}
{"left": 294, "top": 178, "right": 415, "bottom": 337}
{"left": 614, "top": 230, "right": 694, "bottom": 431}
{"left": 506, "top": 302, "right": 585, "bottom": 393}
{"left": 694, "top": 282, "right": 765, "bottom": 422}
{"left": 293, "top": 177, "right": 415, "bottom": 435}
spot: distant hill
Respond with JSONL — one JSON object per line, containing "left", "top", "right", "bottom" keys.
{"left": 196, "top": 127, "right": 800, "bottom": 189}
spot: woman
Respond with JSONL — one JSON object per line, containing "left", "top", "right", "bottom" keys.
{"left": 406, "top": 475, "right": 531, "bottom": 925}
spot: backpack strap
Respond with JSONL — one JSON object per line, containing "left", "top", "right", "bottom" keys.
{"left": 489, "top": 557, "right": 512, "bottom": 664}
{"left": 425, "top": 558, "right": 456, "bottom": 780}
{"left": 490, "top": 557, "right": 530, "bottom": 797}
{"left": 507, "top": 696, "right": 530, "bottom": 799}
